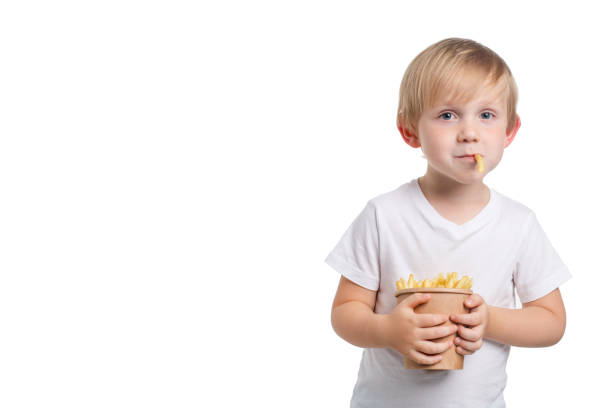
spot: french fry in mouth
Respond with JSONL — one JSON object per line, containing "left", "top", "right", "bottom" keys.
{"left": 474, "top": 154, "right": 484, "bottom": 173}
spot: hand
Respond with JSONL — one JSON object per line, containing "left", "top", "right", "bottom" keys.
{"left": 383, "top": 293, "right": 459, "bottom": 365}
{"left": 449, "top": 293, "right": 489, "bottom": 355}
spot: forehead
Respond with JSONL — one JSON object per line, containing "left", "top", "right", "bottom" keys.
{"left": 434, "top": 88, "right": 507, "bottom": 110}
{"left": 428, "top": 67, "right": 509, "bottom": 109}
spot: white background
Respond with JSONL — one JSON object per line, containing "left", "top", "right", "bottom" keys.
{"left": 0, "top": 1, "right": 609, "bottom": 406}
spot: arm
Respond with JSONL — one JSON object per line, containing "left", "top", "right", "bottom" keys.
{"left": 330, "top": 276, "right": 387, "bottom": 348}
{"left": 331, "top": 276, "right": 458, "bottom": 365}
{"left": 485, "top": 288, "right": 566, "bottom": 347}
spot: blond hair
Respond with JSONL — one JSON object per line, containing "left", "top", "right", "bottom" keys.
{"left": 397, "top": 38, "right": 518, "bottom": 134}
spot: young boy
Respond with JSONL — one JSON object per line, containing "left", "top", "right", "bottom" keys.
{"left": 325, "top": 38, "right": 571, "bottom": 407}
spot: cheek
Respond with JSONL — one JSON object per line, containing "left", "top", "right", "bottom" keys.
{"left": 420, "top": 130, "right": 452, "bottom": 155}
{"left": 487, "top": 136, "right": 507, "bottom": 162}
{"left": 426, "top": 137, "right": 453, "bottom": 159}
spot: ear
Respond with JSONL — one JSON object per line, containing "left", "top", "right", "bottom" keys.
{"left": 504, "top": 115, "right": 521, "bottom": 148}
{"left": 397, "top": 117, "right": 421, "bottom": 148}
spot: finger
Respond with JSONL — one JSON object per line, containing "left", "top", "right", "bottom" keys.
{"left": 465, "top": 294, "right": 483, "bottom": 308}
{"left": 457, "top": 325, "right": 481, "bottom": 342}
{"left": 415, "top": 339, "right": 453, "bottom": 356}
{"left": 400, "top": 293, "right": 431, "bottom": 310}
{"left": 415, "top": 313, "right": 449, "bottom": 328}
{"left": 449, "top": 312, "right": 480, "bottom": 326}
{"left": 406, "top": 349, "right": 444, "bottom": 366}
{"left": 456, "top": 345, "right": 474, "bottom": 356}
{"left": 455, "top": 336, "right": 482, "bottom": 353}
{"left": 420, "top": 323, "right": 458, "bottom": 340}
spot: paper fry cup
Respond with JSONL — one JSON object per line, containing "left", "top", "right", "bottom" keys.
{"left": 395, "top": 288, "right": 472, "bottom": 370}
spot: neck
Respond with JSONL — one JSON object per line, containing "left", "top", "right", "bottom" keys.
{"left": 418, "top": 168, "right": 489, "bottom": 206}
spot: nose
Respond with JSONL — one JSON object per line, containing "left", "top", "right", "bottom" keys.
{"left": 458, "top": 120, "right": 479, "bottom": 143}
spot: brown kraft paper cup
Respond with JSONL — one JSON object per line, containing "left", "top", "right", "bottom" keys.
{"left": 394, "top": 288, "right": 472, "bottom": 370}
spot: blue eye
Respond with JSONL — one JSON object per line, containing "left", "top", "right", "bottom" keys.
{"left": 481, "top": 112, "right": 493, "bottom": 119}
{"left": 440, "top": 112, "right": 454, "bottom": 120}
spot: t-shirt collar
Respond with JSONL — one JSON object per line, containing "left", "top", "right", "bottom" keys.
{"left": 410, "top": 178, "right": 499, "bottom": 239}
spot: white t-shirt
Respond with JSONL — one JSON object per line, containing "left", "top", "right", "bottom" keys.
{"left": 325, "top": 179, "right": 571, "bottom": 408}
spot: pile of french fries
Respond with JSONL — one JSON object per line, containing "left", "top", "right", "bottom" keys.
{"left": 395, "top": 272, "right": 473, "bottom": 290}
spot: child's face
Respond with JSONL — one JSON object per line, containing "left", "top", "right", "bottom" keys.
{"left": 413, "top": 85, "right": 518, "bottom": 185}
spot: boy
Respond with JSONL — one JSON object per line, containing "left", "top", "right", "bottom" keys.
{"left": 325, "top": 38, "right": 571, "bottom": 407}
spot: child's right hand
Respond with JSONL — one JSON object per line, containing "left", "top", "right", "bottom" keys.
{"left": 382, "top": 293, "right": 458, "bottom": 365}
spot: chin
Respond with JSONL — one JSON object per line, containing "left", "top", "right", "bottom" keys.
{"left": 452, "top": 173, "right": 485, "bottom": 185}
{"left": 428, "top": 164, "right": 485, "bottom": 185}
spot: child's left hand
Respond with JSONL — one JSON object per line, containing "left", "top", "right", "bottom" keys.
{"left": 449, "top": 293, "right": 489, "bottom": 356}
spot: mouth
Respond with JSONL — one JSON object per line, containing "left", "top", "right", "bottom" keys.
{"left": 456, "top": 154, "right": 481, "bottom": 158}
{"left": 455, "top": 153, "right": 485, "bottom": 173}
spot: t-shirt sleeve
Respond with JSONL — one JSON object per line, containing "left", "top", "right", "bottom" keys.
{"left": 513, "top": 211, "right": 572, "bottom": 303}
{"left": 324, "top": 201, "right": 380, "bottom": 291}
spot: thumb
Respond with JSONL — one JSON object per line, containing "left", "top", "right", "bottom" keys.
{"left": 400, "top": 293, "right": 431, "bottom": 310}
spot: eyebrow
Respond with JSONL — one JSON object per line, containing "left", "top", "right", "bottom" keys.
{"left": 435, "top": 103, "right": 501, "bottom": 111}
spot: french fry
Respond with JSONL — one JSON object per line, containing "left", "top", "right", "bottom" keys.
{"left": 436, "top": 273, "right": 446, "bottom": 287}
{"left": 474, "top": 154, "right": 485, "bottom": 173}
{"left": 396, "top": 280, "right": 403, "bottom": 290}
{"left": 407, "top": 274, "right": 415, "bottom": 288}
{"left": 431, "top": 273, "right": 441, "bottom": 287}
{"left": 455, "top": 276, "right": 469, "bottom": 289}
{"left": 423, "top": 279, "right": 432, "bottom": 288}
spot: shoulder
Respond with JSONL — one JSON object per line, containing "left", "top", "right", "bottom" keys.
{"left": 492, "top": 188, "right": 537, "bottom": 229}
{"left": 364, "top": 182, "right": 413, "bottom": 214}
{"left": 365, "top": 183, "right": 413, "bottom": 222}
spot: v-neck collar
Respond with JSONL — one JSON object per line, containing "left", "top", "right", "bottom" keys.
{"left": 410, "top": 178, "right": 499, "bottom": 239}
